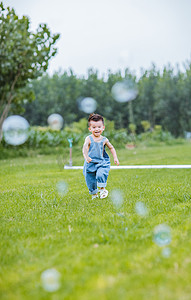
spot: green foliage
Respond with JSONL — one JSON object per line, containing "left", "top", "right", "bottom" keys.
{"left": 21, "top": 62, "right": 191, "bottom": 138}
{"left": 154, "top": 66, "right": 182, "bottom": 136}
{"left": 128, "top": 123, "right": 136, "bottom": 134}
{"left": 136, "top": 123, "right": 175, "bottom": 146}
{"left": 0, "top": 118, "right": 182, "bottom": 160}
{"left": 26, "top": 126, "right": 83, "bottom": 148}
{"left": 68, "top": 118, "right": 88, "bottom": 133}
{"left": 0, "top": 2, "right": 60, "bottom": 140}
{"left": 141, "top": 120, "right": 151, "bottom": 132}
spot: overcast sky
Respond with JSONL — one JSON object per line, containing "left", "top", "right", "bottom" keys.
{"left": 4, "top": 0, "right": 191, "bottom": 77}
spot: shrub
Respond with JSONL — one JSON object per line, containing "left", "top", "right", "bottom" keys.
{"left": 0, "top": 119, "right": 182, "bottom": 158}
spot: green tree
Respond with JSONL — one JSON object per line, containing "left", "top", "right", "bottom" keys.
{"left": 24, "top": 70, "right": 84, "bottom": 126}
{"left": 21, "top": 62, "right": 191, "bottom": 137}
{"left": 0, "top": 2, "right": 60, "bottom": 141}
{"left": 136, "top": 65, "right": 160, "bottom": 128}
{"left": 178, "top": 62, "right": 191, "bottom": 134}
{"left": 154, "top": 66, "right": 181, "bottom": 136}
{"left": 106, "top": 70, "right": 126, "bottom": 129}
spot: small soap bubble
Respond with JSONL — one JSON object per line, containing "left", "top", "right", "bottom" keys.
{"left": 135, "top": 201, "right": 148, "bottom": 216}
{"left": 78, "top": 97, "right": 97, "bottom": 113}
{"left": 116, "top": 212, "right": 125, "bottom": 218}
{"left": 110, "top": 189, "right": 123, "bottom": 210}
{"left": 41, "top": 268, "right": 61, "bottom": 292}
{"left": 2, "top": 115, "right": 30, "bottom": 146}
{"left": 47, "top": 114, "right": 64, "bottom": 130}
{"left": 56, "top": 155, "right": 65, "bottom": 170}
{"left": 68, "top": 225, "right": 72, "bottom": 233}
{"left": 56, "top": 181, "right": 68, "bottom": 196}
{"left": 153, "top": 224, "right": 171, "bottom": 247}
{"left": 111, "top": 80, "right": 138, "bottom": 103}
{"left": 162, "top": 247, "right": 171, "bottom": 258}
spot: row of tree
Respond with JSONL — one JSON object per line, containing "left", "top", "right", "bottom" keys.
{"left": 22, "top": 63, "right": 191, "bottom": 136}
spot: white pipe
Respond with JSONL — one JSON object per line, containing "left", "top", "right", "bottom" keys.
{"left": 64, "top": 165, "right": 191, "bottom": 170}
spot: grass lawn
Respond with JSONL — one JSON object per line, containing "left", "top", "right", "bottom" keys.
{"left": 0, "top": 143, "right": 191, "bottom": 300}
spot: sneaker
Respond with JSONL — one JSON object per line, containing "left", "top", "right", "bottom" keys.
{"left": 92, "top": 194, "right": 99, "bottom": 200}
{"left": 100, "top": 188, "right": 108, "bottom": 199}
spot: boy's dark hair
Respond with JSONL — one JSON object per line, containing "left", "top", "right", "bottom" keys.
{"left": 88, "top": 113, "right": 104, "bottom": 126}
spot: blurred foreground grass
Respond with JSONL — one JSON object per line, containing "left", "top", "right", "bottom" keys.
{"left": 0, "top": 144, "right": 191, "bottom": 299}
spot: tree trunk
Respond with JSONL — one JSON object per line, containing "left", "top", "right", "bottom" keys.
{"left": 0, "top": 95, "right": 13, "bottom": 143}
{"left": 128, "top": 101, "right": 134, "bottom": 124}
{"left": 0, "top": 72, "right": 20, "bottom": 143}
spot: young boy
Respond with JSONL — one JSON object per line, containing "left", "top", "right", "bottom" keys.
{"left": 82, "top": 113, "right": 119, "bottom": 199}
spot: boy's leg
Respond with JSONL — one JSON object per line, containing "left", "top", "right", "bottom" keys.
{"left": 85, "top": 171, "right": 98, "bottom": 195}
{"left": 96, "top": 166, "right": 110, "bottom": 199}
{"left": 96, "top": 166, "right": 109, "bottom": 189}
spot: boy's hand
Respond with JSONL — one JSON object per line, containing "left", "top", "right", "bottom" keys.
{"left": 114, "top": 158, "right": 119, "bottom": 166}
{"left": 86, "top": 156, "right": 92, "bottom": 163}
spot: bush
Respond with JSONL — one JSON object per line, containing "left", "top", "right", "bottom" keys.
{"left": 1, "top": 126, "right": 85, "bottom": 149}
{"left": 0, "top": 119, "right": 183, "bottom": 160}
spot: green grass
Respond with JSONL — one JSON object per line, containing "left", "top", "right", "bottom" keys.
{"left": 0, "top": 143, "right": 191, "bottom": 300}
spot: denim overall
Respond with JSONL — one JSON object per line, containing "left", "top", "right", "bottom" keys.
{"left": 83, "top": 135, "right": 110, "bottom": 195}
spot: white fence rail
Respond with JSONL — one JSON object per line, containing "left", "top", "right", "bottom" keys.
{"left": 64, "top": 165, "right": 191, "bottom": 170}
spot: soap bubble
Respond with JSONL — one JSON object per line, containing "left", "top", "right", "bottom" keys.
{"left": 41, "top": 268, "right": 61, "bottom": 292}
{"left": 78, "top": 97, "right": 97, "bottom": 113}
{"left": 2, "top": 115, "right": 29, "bottom": 146}
{"left": 135, "top": 201, "right": 148, "bottom": 216}
{"left": 47, "top": 114, "right": 64, "bottom": 130}
{"left": 153, "top": 224, "right": 171, "bottom": 247}
{"left": 111, "top": 80, "right": 138, "bottom": 103}
{"left": 56, "top": 181, "right": 68, "bottom": 196}
{"left": 162, "top": 247, "right": 171, "bottom": 258}
{"left": 110, "top": 189, "right": 123, "bottom": 210}
{"left": 116, "top": 212, "right": 125, "bottom": 218}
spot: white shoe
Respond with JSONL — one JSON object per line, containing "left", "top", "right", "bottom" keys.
{"left": 100, "top": 188, "right": 108, "bottom": 199}
{"left": 92, "top": 194, "right": 99, "bottom": 200}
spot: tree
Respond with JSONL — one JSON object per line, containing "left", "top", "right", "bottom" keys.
{"left": 136, "top": 65, "right": 160, "bottom": 128}
{"left": 24, "top": 70, "right": 85, "bottom": 126}
{"left": 21, "top": 61, "right": 191, "bottom": 137}
{"left": 154, "top": 66, "right": 181, "bottom": 136}
{"left": 0, "top": 2, "right": 60, "bottom": 141}
{"left": 178, "top": 62, "right": 191, "bottom": 134}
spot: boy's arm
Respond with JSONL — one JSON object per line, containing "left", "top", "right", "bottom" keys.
{"left": 82, "top": 136, "right": 92, "bottom": 163}
{"left": 105, "top": 139, "right": 119, "bottom": 165}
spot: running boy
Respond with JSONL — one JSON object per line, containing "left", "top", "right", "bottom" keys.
{"left": 82, "top": 113, "right": 119, "bottom": 199}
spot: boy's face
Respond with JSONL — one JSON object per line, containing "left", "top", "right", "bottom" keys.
{"left": 88, "top": 120, "right": 105, "bottom": 137}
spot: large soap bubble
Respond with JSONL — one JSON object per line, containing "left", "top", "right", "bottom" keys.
{"left": 56, "top": 180, "right": 68, "bottom": 196}
{"left": 111, "top": 80, "right": 138, "bottom": 103}
{"left": 153, "top": 224, "right": 171, "bottom": 247}
{"left": 47, "top": 114, "right": 64, "bottom": 130}
{"left": 2, "top": 115, "right": 30, "bottom": 146}
{"left": 78, "top": 97, "right": 97, "bottom": 113}
{"left": 110, "top": 189, "right": 124, "bottom": 210}
{"left": 135, "top": 201, "right": 148, "bottom": 217}
{"left": 162, "top": 247, "right": 171, "bottom": 258}
{"left": 41, "top": 268, "right": 61, "bottom": 292}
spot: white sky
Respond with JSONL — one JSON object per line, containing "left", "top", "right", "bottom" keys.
{"left": 4, "top": 0, "right": 191, "bottom": 77}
